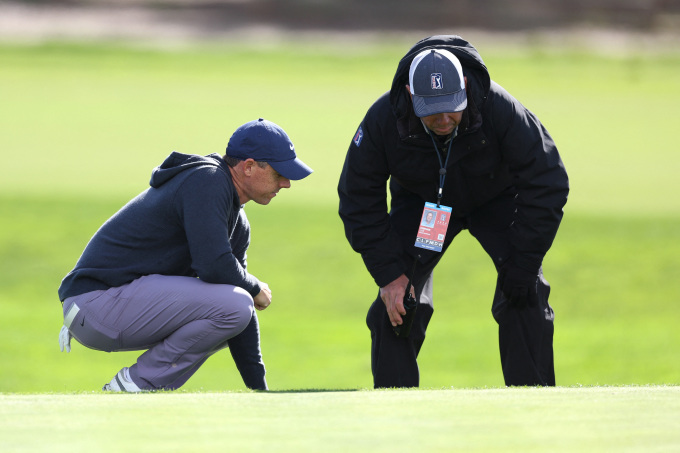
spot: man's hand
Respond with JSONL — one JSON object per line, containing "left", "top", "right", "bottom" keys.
{"left": 498, "top": 265, "right": 538, "bottom": 308}
{"left": 380, "top": 275, "right": 415, "bottom": 327}
{"left": 59, "top": 325, "right": 72, "bottom": 352}
{"left": 253, "top": 283, "right": 272, "bottom": 311}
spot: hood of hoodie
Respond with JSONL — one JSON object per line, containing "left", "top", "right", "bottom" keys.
{"left": 389, "top": 35, "right": 491, "bottom": 128}
{"left": 149, "top": 152, "right": 228, "bottom": 188}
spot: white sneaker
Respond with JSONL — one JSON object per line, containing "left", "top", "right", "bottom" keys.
{"left": 102, "top": 367, "right": 143, "bottom": 393}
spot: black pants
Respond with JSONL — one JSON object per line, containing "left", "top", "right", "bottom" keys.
{"left": 366, "top": 184, "right": 555, "bottom": 388}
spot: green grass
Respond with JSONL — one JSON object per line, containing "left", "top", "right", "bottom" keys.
{"left": 2, "top": 198, "right": 679, "bottom": 392}
{"left": 2, "top": 41, "right": 679, "bottom": 212}
{"left": 2, "top": 386, "right": 679, "bottom": 452}
{"left": 1, "top": 39, "right": 679, "bottom": 396}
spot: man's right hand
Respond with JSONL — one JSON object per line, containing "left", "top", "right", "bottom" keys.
{"left": 254, "top": 283, "right": 272, "bottom": 311}
{"left": 380, "top": 274, "right": 414, "bottom": 327}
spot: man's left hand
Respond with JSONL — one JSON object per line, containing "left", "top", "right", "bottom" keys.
{"left": 499, "top": 265, "right": 538, "bottom": 308}
{"left": 254, "top": 283, "right": 271, "bottom": 311}
{"left": 59, "top": 325, "right": 72, "bottom": 352}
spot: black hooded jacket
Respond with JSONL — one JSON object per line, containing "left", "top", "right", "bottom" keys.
{"left": 338, "top": 35, "right": 569, "bottom": 288}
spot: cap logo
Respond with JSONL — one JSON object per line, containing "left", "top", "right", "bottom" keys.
{"left": 431, "top": 73, "right": 443, "bottom": 90}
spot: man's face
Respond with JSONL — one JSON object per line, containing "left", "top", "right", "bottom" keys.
{"left": 420, "top": 111, "right": 464, "bottom": 136}
{"left": 245, "top": 162, "right": 291, "bottom": 205}
{"left": 406, "top": 81, "right": 465, "bottom": 136}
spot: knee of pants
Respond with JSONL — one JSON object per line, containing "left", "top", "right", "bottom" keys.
{"left": 214, "top": 287, "right": 254, "bottom": 335}
{"left": 366, "top": 294, "right": 385, "bottom": 332}
{"left": 366, "top": 295, "right": 433, "bottom": 343}
{"left": 492, "top": 274, "right": 554, "bottom": 324}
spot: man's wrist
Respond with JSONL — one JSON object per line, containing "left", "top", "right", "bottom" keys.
{"left": 372, "top": 264, "right": 407, "bottom": 289}
{"left": 506, "top": 253, "right": 542, "bottom": 274}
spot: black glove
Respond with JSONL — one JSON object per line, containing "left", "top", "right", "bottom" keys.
{"left": 498, "top": 264, "right": 538, "bottom": 308}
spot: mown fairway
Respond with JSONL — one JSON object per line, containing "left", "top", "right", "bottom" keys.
{"left": 0, "top": 35, "right": 679, "bottom": 405}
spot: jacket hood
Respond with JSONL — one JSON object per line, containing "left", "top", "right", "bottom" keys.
{"left": 389, "top": 35, "right": 491, "bottom": 122}
{"left": 150, "top": 152, "right": 226, "bottom": 188}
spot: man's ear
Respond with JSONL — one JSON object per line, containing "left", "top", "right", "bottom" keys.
{"left": 405, "top": 84, "right": 412, "bottom": 100}
{"left": 242, "top": 158, "right": 256, "bottom": 176}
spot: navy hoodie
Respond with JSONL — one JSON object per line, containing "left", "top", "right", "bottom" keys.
{"left": 58, "top": 152, "right": 261, "bottom": 301}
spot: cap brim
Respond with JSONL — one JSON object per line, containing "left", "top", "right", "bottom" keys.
{"left": 412, "top": 90, "right": 467, "bottom": 118}
{"left": 268, "top": 157, "right": 313, "bottom": 181}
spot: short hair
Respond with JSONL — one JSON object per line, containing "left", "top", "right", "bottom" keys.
{"left": 223, "top": 155, "right": 241, "bottom": 168}
{"left": 223, "top": 154, "right": 268, "bottom": 169}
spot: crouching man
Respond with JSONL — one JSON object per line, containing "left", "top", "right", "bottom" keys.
{"left": 58, "top": 118, "right": 312, "bottom": 392}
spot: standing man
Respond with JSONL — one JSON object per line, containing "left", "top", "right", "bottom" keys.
{"left": 58, "top": 118, "right": 312, "bottom": 392}
{"left": 338, "top": 35, "right": 568, "bottom": 388}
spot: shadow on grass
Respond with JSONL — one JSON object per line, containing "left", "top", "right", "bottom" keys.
{"left": 265, "top": 388, "right": 364, "bottom": 393}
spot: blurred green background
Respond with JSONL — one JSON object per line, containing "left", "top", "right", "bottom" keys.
{"left": 1, "top": 1, "right": 679, "bottom": 392}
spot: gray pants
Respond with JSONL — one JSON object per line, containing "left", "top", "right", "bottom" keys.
{"left": 62, "top": 274, "right": 256, "bottom": 390}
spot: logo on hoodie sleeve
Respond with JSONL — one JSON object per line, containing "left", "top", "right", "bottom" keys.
{"left": 353, "top": 126, "right": 364, "bottom": 147}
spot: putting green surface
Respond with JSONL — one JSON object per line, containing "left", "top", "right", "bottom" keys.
{"left": 2, "top": 386, "right": 678, "bottom": 452}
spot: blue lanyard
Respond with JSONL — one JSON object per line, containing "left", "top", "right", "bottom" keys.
{"left": 429, "top": 133, "right": 454, "bottom": 207}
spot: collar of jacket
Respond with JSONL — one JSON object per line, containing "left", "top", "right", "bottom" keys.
{"left": 396, "top": 90, "right": 482, "bottom": 144}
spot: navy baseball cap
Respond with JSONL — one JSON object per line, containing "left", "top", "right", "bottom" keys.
{"left": 409, "top": 49, "right": 467, "bottom": 118}
{"left": 226, "top": 118, "right": 313, "bottom": 180}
